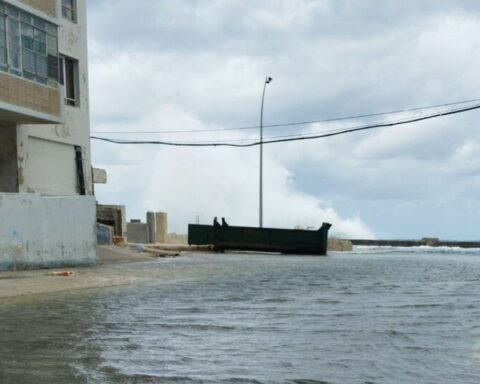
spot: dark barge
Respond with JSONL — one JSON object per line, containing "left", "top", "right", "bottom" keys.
{"left": 188, "top": 219, "right": 332, "bottom": 255}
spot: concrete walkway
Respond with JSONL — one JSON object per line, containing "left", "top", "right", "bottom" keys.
{"left": 97, "top": 244, "right": 155, "bottom": 264}
{"left": 0, "top": 241, "right": 353, "bottom": 300}
{"left": 0, "top": 245, "right": 158, "bottom": 300}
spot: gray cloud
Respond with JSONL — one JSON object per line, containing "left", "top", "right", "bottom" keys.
{"left": 88, "top": 0, "right": 480, "bottom": 239}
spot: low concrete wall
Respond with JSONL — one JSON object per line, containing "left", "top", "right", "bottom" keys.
{"left": 127, "top": 222, "right": 149, "bottom": 244}
{"left": 0, "top": 193, "right": 96, "bottom": 271}
{"left": 126, "top": 211, "right": 169, "bottom": 244}
{"left": 328, "top": 238, "right": 353, "bottom": 252}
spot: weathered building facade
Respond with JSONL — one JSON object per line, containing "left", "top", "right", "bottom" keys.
{"left": 0, "top": 0, "right": 96, "bottom": 270}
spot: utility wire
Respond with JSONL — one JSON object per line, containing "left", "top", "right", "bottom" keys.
{"left": 91, "top": 102, "right": 480, "bottom": 148}
{"left": 91, "top": 97, "right": 480, "bottom": 135}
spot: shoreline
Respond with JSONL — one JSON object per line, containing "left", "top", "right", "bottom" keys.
{"left": 4, "top": 240, "right": 472, "bottom": 301}
{"left": 0, "top": 242, "right": 350, "bottom": 300}
{"left": 0, "top": 245, "right": 159, "bottom": 301}
{"left": 349, "top": 239, "right": 480, "bottom": 248}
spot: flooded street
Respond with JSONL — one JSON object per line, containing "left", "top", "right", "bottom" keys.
{"left": 2, "top": 250, "right": 480, "bottom": 383}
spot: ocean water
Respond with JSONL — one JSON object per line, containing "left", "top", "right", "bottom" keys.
{"left": 2, "top": 247, "right": 480, "bottom": 383}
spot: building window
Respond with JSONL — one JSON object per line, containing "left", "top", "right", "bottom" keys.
{"left": 0, "top": 10, "right": 7, "bottom": 71}
{"left": 61, "top": 0, "right": 76, "bottom": 23}
{"left": 60, "top": 56, "right": 79, "bottom": 107}
{"left": 0, "top": 1, "right": 58, "bottom": 86}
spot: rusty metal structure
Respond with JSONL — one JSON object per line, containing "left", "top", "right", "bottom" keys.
{"left": 189, "top": 219, "right": 332, "bottom": 255}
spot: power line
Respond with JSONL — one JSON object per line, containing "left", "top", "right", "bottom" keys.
{"left": 91, "top": 97, "right": 480, "bottom": 136}
{"left": 91, "top": 102, "right": 480, "bottom": 148}
{"left": 262, "top": 103, "right": 480, "bottom": 146}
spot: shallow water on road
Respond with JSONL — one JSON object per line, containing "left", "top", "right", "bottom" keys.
{"left": 2, "top": 249, "right": 480, "bottom": 383}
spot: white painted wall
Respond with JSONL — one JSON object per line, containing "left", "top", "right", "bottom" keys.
{"left": 0, "top": 2, "right": 97, "bottom": 271}
{"left": 0, "top": 193, "right": 96, "bottom": 271}
{"left": 17, "top": 0, "right": 93, "bottom": 196}
{"left": 24, "top": 137, "right": 78, "bottom": 194}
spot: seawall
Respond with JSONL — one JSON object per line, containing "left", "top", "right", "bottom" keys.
{"left": 349, "top": 238, "right": 480, "bottom": 249}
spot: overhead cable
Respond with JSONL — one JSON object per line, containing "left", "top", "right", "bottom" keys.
{"left": 90, "top": 102, "right": 480, "bottom": 148}
{"left": 91, "top": 97, "right": 480, "bottom": 135}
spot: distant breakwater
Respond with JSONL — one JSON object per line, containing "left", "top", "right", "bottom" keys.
{"left": 349, "top": 238, "right": 480, "bottom": 249}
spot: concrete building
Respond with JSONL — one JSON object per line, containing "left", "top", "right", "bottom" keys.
{"left": 96, "top": 204, "right": 127, "bottom": 240}
{"left": 0, "top": 0, "right": 96, "bottom": 270}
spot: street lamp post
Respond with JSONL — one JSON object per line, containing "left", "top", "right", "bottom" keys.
{"left": 259, "top": 76, "right": 273, "bottom": 228}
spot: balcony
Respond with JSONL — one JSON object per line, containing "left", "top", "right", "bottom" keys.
{"left": 0, "top": 72, "right": 62, "bottom": 124}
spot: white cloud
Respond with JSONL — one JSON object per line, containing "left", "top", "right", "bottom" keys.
{"left": 93, "top": 106, "right": 375, "bottom": 238}
{"left": 88, "top": 0, "right": 480, "bottom": 239}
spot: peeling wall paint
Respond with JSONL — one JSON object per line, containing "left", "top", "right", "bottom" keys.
{"left": 17, "top": 0, "right": 93, "bottom": 196}
{"left": 0, "top": 2, "right": 96, "bottom": 272}
{"left": 0, "top": 193, "right": 97, "bottom": 271}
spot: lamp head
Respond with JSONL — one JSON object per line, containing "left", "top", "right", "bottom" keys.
{"left": 266, "top": 77, "right": 273, "bottom": 84}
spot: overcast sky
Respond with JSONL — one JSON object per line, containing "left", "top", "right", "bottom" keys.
{"left": 87, "top": 0, "right": 480, "bottom": 240}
